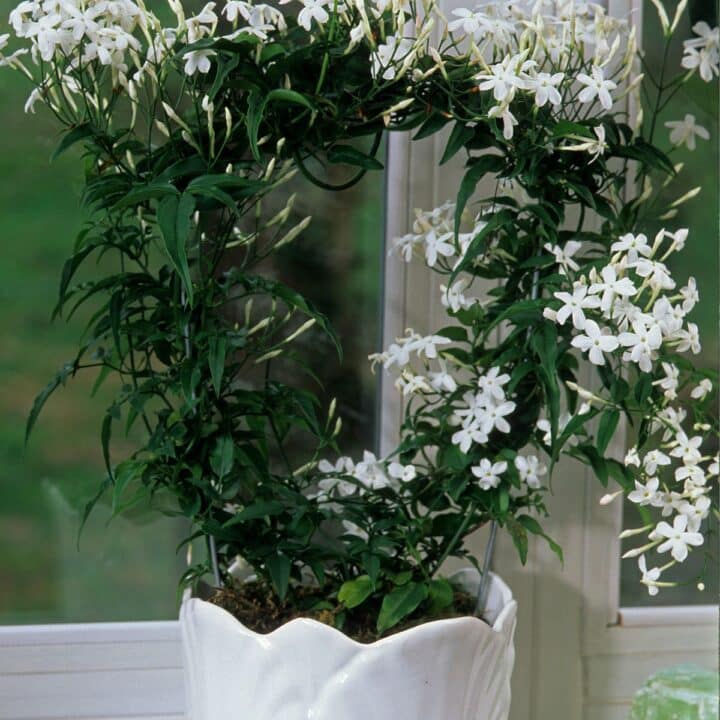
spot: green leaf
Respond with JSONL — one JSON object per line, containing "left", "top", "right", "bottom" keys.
{"left": 338, "top": 575, "right": 374, "bottom": 609}
{"left": 78, "top": 476, "right": 111, "bottom": 549}
{"left": 52, "top": 123, "right": 94, "bottom": 161}
{"left": 210, "top": 435, "right": 234, "bottom": 479}
{"left": 436, "top": 326, "right": 468, "bottom": 342}
{"left": 115, "top": 181, "right": 179, "bottom": 209}
{"left": 267, "top": 553, "right": 292, "bottom": 600}
{"left": 413, "top": 112, "right": 450, "bottom": 140}
{"left": 440, "top": 122, "right": 474, "bottom": 165}
{"left": 54, "top": 244, "right": 96, "bottom": 318}
{"left": 224, "top": 500, "right": 284, "bottom": 524}
{"left": 552, "top": 120, "right": 592, "bottom": 138}
{"left": 362, "top": 552, "right": 381, "bottom": 585}
{"left": 507, "top": 517, "right": 529, "bottom": 564}
{"left": 247, "top": 89, "right": 315, "bottom": 163}
{"left": 208, "top": 336, "right": 227, "bottom": 397}
{"left": 377, "top": 582, "right": 428, "bottom": 634}
{"left": 518, "top": 516, "right": 565, "bottom": 565}
{"left": 454, "top": 154, "right": 506, "bottom": 237}
{"left": 101, "top": 412, "right": 113, "bottom": 480}
{"left": 157, "top": 192, "right": 196, "bottom": 304}
{"left": 327, "top": 144, "right": 383, "bottom": 170}
{"left": 428, "top": 578, "right": 454, "bottom": 612}
{"left": 597, "top": 409, "right": 620, "bottom": 455}
{"left": 25, "top": 362, "right": 74, "bottom": 444}
{"left": 112, "top": 459, "right": 146, "bottom": 512}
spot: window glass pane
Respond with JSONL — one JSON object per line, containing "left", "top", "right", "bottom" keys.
{"left": 620, "top": 1, "right": 719, "bottom": 607}
{"left": 0, "top": 65, "right": 385, "bottom": 623}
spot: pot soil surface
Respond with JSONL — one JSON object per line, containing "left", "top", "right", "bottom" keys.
{"left": 208, "top": 581, "right": 478, "bottom": 643}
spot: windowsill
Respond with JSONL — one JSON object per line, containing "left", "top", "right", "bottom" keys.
{"left": 618, "top": 604, "right": 718, "bottom": 627}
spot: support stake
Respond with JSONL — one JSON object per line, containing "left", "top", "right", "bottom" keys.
{"left": 474, "top": 520, "right": 498, "bottom": 619}
{"left": 208, "top": 535, "right": 222, "bottom": 588}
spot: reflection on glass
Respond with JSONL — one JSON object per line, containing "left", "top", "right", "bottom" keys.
{"left": 0, "top": 60, "right": 385, "bottom": 623}
{"left": 620, "top": 2, "right": 719, "bottom": 608}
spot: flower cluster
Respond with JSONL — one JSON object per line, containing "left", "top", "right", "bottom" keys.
{"left": 544, "top": 227, "right": 716, "bottom": 593}
{"left": 545, "top": 229, "right": 701, "bottom": 371}
{"left": 681, "top": 21, "right": 719, "bottom": 82}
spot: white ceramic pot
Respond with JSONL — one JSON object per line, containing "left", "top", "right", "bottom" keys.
{"left": 180, "top": 569, "right": 517, "bottom": 720}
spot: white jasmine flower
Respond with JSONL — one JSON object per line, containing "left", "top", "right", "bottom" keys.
{"left": 667, "top": 228, "right": 689, "bottom": 252}
{"left": 669, "top": 431, "right": 702, "bottom": 465}
{"left": 411, "top": 334, "right": 452, "bottom": 360}
{"left": 680, "top": 277, "right": 699, "bottom": 313}
{"left": 643, "top": 449, "right": 671, "bottom": 475}
{"left": 657, "top": 490, "right": 685, "bottom": 517}
{"left": 571, "top": 319, "right": 619, "bottom": 366}
{"left": 674, "top": 322, "right": 701, "bottom": 354}
{"left": 665, "top": 114, "right": 710, "bottom": 151}
{"left": 186, "top": 3, "right": 218, "bottom": 42}
{"left": 537, "top": 412, "right": 571, "bottom": 446}
{"left": 479, "top": 399, "right": 516, "bottom": 434}
{"left": 588, "top": 265, "right": 637, "bottom": 313}
{"left": 553, "top": 284, "right": 601, "bottom": 329}
{"left": 354, "top": 450, "right": 390, "bottom": 490}
{"left": 544, "top": 240, "right": 581, "bottom": 274}
{"left": 317, "top": 456, "right": 356, "bottom": 497}
{"left": 632, "top": 258, "right": 675, "bottom": 291}
{"left": 708, "top": 455, "right": 719, "bottom": 476}
{"left": 530, "top": 71, "right": 564, "bottom": 107}
{"left": 655, "top": 514, "right": 704, "bottom": 562}
{"left": 448, "top": 7, "right": 486, "bottom": 39}
{"left": 471, "top": 458, "right": 507, "bottom": 490}
{"left": 477, "top": 367, "right": 510, "bottom": 401}
{"left": 488, "top": 103, "right": 518, "bottom": 140}
{"left": 628, "top": 477, "right": 661, "bottom": 506}
{"left": 681, "top": 22, "right": 720, "bottom": 82}
{"left": 297, "top": 0, "right": 330, "bottom": 30}
{"left": 475, "top": 53, "right": 534, "bottom": 102}
{"left": 428, "top": 360, "right": 458, "bottom": 393}
{"left": 183, "top": 48, "right": 215, "bottom": 75}
{"left": 424, "top": 228, "right": 455, "bottom": 267}
{"left": 625, "top": 446, "right": 641, "bottom": 466}
{"left": 24, "top": 86, "right": 43, "bottom": 113}
{"left": 371, "top": 35, "right": 414, "bottom": 81}
{"left": 638, "top": 555, "right": 661, "bottom": 596}
{"left": 441, "top": 279, "right": 477, "bottom": 313}
{"left": 388, "top": 462, "right": 416, "bottom": 482}
{"left": 655, "top": 362, "right": 679, "bottom": 400}
{"left": 678, "top": 496, "right": 711, "bottom": 532}
{"left": 395, "top": 372, "right": 432, "bottom": 396}
{"left": 690, "top": 378, "right": 712, "bottom": 400}
{"left": 611, "top": 233, "right": 651, "bottom": 263}
{"left": 451, "top": 420, "right": 489, "bottom": 453}
{"left": 576, "top": 65, "right": 617, "bottom": 110}
{"left": 562, "top": 126, "right": 608, "bottom": 162}
{"left": 392, "top": 232, "right": 421, "bottom": 262}
{"left": 675, "top": 464, "right": 705, "bottom": 485}
{"left": 618, "top": 321, "right": 663, "bottom": 373}
{"left": 319, "top": 456, "right": 355, "bottom": 474}
{"left": 515, "top": 454, "right": 547, "bottom": 489}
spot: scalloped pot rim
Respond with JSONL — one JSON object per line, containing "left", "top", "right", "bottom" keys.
{"left": 181, "top": 570, "right": 518, "bottom": 647}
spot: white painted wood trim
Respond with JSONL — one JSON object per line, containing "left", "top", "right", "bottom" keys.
{"left": 618, "top": 604, "right": 718, "bottom": 627}
{"left": 0, "top": 621, "right": 185, "bottom": 719}
{"left": 0, "top": 620, "right": 178, "bottom": 646}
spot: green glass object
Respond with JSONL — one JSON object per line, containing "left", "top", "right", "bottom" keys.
{"left": 630, "top": 665, "right": 719, "bottom": 720}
